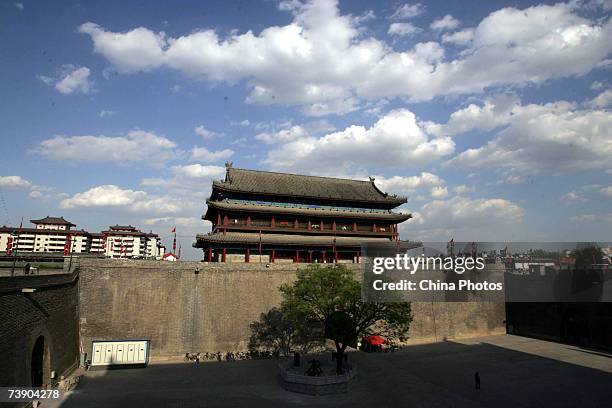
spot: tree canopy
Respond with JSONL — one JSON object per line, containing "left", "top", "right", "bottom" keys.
{"left": 279, "top": 264, "right": 412, "bottom": 373}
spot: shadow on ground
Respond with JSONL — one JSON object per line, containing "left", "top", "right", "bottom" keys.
{"left": 56, "top": 336, "right": 612, "bottom": 408}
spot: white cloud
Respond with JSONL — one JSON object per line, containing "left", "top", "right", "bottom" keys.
{"left": 391, "top": 3, "right": 425, "bottom": 20}
{"left": 78, "top": 23, "right": 166, "bottom": 73}
{"left": 588, "top": 89, "right": 612, "bottom": 107}
{"left": 441, "top": 28, "right": 474, "bottom": 45}
{"left": 191, "top": 147, "right": 234, "bottom": 162}
{"left": 375, "top": 172, "right": 445, "bottom": 196}
{"left": 98, "top": 109, "right": 116, "bottom": 118}
{"left": 194, "top": 125, "right": 221, "bottom": 139}
{"left": 38, "top": 65, "right": 94, "bottom": 95}
{"left": 55, "top": 67, "right": 93, "bottom": 94}
{"left": 264, "top": 109, "right": 455, "bottom": 173}
{"left": 430, "top": 14, "right": 460, "bottom": 32}
{"left": 29, "top": 191, "right": 43, "bottom": 199}
{"left": 591, "top": 80, "right": 605, "bottom": 90}
{"left": 34, "top": 130, "right": 178, "bottom": 165}
{"left": 255, "top": 125, "right": 309, "bottom": 144}
{"left": 169, "top": 164, "right": 225, "bottom": 180}
{"left": 15, "top": 2, "right": 23, "bottom": 11}
{"left": 60, "top": 185, "right": 185, "bottom": 214}
{"left": 230, "top": 119, "right": 251, "bottom": 127}
{"left": 561, "top": 191, "right": 588, "bottom": 204}
{"left": 388, "top": 22, "right": 421, "bottom": 37}
{"left": 78, "top": 1, "right": 612, "bottom": 113}
{"left": 453, "top": 185, "right": 474, "bottom": 194}
{"left": 430, "top": 186, "right": 449, "bottom": 198}
{"left": 600, "top": 186, "right": 612, "bottom": 198}
{"left": 0, "top": 175, "right": 31, "bottom": 189}
{"left": 445, "top": 98, "right": 612, "bottom": 174}
{"left": 407, "top": 196, "right": 525, "bottom": 239}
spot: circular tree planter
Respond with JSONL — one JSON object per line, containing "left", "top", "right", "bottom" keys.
{"left": 279, "top": 362, "right": 357, "bottom": 395}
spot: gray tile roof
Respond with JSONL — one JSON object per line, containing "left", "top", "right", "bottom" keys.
{"left": 213, "top": 167, "right": 407, "bottom": 206}
{"left": 30, "top": 216, "right": 76, "bottom": 226}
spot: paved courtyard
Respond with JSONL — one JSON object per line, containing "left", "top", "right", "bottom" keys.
{"left": 53, "top": 335, "right": 611, "bottom": 408}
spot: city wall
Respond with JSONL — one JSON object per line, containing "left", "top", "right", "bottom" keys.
{"left": 78, "top": 259, "right": 505, "bottom": 360}
{"left": 0, "top": 271, "right": 80, "bottom": 388}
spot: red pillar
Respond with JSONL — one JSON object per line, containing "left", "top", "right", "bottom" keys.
{"left": 308, "top": 251, "right": 312, "bottom": 263}
{"left": 271, "top": 249, "right": 275, "bottom": 263}
{"left": 217, "top": 213, "right": 221, "bottom": 230}
{"left": 271, "top": 217, "right": 275, "bottom": 228}
{"left": 372, "top": 223, "right": 377, "bottom": 232}
{"left": 224, "top": 214, "right": 228, "bottom": 226}
{"left": 353, "top": 222, "right": 357, "bottom": 232}
{"left": 295, "top": 250, "right": 300, "bottom": 263}
{"left": 321, "top": 251, "right": 326, "bottom": 263}
{"left": 222, "top": 247, "right": 227, "bottom": 262}
{"left": 247, "top": 216, "right": 251, "bottom": 227}
{"left": 245, "top": 248, "right": 250, "bottom": 263}
{"left": 321, "top": 220, "right": 324, "bottom": 230}
{"left": 332, "top": 220, "right": 336, "bottom": 231}
{"left": 308, "top": 220, "right": 311, "bottom": 231}
{"left": 294, "top": 219, "right": 298, "bottom": 229}
{"left": 208, "top": 247, "right": 213, "bottom": 262}
{"left": 356, "top": 251, "right": 360, "bottom": 264}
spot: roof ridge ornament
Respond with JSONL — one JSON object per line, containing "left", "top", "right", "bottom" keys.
{"left": 224, "top": 161, "right": 234, "bottom": 183}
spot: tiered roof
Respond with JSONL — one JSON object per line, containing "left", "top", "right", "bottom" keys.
{"left": 212, "top": 167, "right": 407, "bottom": 206}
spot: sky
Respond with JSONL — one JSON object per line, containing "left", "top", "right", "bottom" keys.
{"left": 0, "top": 0, "right": 610, "bottom": 260}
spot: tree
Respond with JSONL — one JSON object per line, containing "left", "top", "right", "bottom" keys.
{"left": 573, "top": 245, "right": 603, "bottom": 267}
{"left": 248, "top": 307, "right": 324, "bottom": 356}
{"left": 280, "top": 264, "right": 412, "bottom": 374}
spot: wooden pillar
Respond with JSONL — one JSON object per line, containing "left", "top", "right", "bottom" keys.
{"left": 245, "top": 248, "right": 250, "bottom": 263}
{"left": 246, "top": 216, "right": 251, "bottom": 227}
{"left": 308, "top": 220, "right": 311, "bottom": 231}
{"left": 356, "top": 250, "right": 360, "bottom": 264}
{"left": 321, "top": 251, "right": 326, "bottom": 263}
{"left": 321, "top": 220, "right": 324, "bottom": 230}
{"left": 223, "top": 214, "right": 228, "bottom": 226}
{"left": 271, "top": 216, "right": 275, "bottom": 228}
{"left": 294, "top": 219, "right": 298, "bottom": 229}
{"left": 216, "top": 214, "right": 221, "bottom": 230}
{"left": 208, "top": 247, "right": 213, "bottom": 262}
{"left": 222, "top": 247, "right": 227, "bottom": 263}
{"left": 372, "top": 223, "right": 377, "bottom": 232}
{"left": 332, "top": 220, "right": 336, "bottom": 231}
{"left": 271, "top": 249, "right": 275, "bottom": 263}
{"left": 295, "top": 250, "right": 300, "bottom": 263}
{"left": 308, "top": 251, "right": 312, "bottom": 263}
{"left": 353, "top": 222, "right": 357, "bottom": 232}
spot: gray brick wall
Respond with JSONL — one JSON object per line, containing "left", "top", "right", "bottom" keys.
{"left": 0, "top": 277, "right": 79, "bottom": 387}
{"left": 78, "top": 259, "right": 505, "bottom": 361}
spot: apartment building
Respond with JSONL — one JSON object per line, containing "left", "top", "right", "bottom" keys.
{"left": 0, "top": 217, "right": 165, "bottom": 259}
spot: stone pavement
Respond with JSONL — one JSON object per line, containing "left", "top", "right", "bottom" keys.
{"left": 49, "top": 335, "right": 611, "bottom": 408}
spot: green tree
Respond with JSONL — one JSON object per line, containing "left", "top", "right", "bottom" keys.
{"left": 280, "top": 264, "right": 412, "bottom": 374}
{"left": 573, "top": 245, "right": 604, "bottom": 267}
{"left": 248, "top": 307, "right": 324, "bottom": 356}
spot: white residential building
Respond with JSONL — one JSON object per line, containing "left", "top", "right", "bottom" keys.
{"left": 0, "top": 217, "right": 165, "bottom": 259}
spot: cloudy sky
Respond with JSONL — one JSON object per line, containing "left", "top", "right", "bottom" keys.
{"left": 1, "top": 0, "right": 611, "bottom": 259}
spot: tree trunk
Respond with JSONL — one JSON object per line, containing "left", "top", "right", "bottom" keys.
{"left": 335, "top": 342, "right": 347, "bottom": 374}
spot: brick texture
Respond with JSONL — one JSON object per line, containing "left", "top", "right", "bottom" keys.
{"left": 78, "top": 259, "right": 505, "bottom": 361}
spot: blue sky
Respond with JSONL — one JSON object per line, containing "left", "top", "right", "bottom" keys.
{"left": 0, "top": 0, "right": 610, "bottom": 259}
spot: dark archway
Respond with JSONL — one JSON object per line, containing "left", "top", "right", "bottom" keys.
{"left": 31, "top": 336, "right": 45, "bottom": 387}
